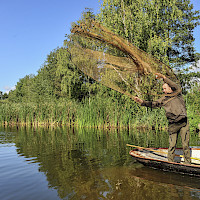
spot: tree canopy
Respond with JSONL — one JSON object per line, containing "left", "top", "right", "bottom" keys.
{"left": 5, "top": 0, "right": 200, "bottom": 103}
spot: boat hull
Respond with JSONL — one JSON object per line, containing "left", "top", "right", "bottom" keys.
{"left": 129, "top": 148, "right": 200, "bottom": 176}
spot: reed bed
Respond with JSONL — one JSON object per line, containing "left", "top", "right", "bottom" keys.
{"left": 0, "top": 93, "right": 199, "bottom": 133}
{"left": 0, "top": 98, "right": 166, "bottom": 130}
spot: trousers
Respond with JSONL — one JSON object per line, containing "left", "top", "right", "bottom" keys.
{"left": 168, "top": 119, "right": 191, "bottom": 164}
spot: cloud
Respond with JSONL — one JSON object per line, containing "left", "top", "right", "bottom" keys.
{"left": 3, "top": 86, "right": 16, "bottom": 94}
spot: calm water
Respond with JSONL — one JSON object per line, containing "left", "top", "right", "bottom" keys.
{"left": 0, "top": 126, "right": 200, "bottom": 200}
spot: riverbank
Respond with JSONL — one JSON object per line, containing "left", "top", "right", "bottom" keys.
{"left": 0, "top": 94, "right": 199, "bottom": 133}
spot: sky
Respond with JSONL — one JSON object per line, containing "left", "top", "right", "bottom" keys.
{"left": 0, "top": 0, "right": 200, "bottom": 94}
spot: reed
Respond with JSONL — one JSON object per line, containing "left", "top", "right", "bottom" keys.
{"left": 0, "top": 99, "right": 163, "bottom": 128}
{"left": 0, "top": 92, "right": 199, "bottom": 133}
{"left": 0, "top": 101, "right": 77, "bottom": 126}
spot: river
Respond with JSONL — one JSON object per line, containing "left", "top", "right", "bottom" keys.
{"left": 0, "top": 126, "right": 200, "bottom": 200}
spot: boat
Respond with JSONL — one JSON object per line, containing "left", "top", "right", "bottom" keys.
{"left": 127, "top": 145, "right": 200, "bottom": 176}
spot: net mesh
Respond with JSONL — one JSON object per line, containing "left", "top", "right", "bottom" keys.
{"left": 70, "top": 18, "right": 179, "bottom": 99}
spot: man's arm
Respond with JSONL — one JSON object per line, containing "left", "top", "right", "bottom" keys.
{"left": 133, "top": 96, "right": 163, "bottom": 108}
{"left": 156, "top": 73, "right": 180, "bottom": 92}
{"left": 163, "top": 77, "right": 180, "bottom": 92}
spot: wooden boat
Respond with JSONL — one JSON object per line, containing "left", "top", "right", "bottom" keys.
{"left": 128, "top": 145, "right": 200, "bottom": 176}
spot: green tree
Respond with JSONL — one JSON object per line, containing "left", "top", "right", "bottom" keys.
{"left": 7, "top": 46, "right": 94, "bottom": 103}
{"left": 0, "top": 91, "right": 2, "bottom": 100}
{"left": 2, "top": 93, "right": 8, "bottom": 99}
{"left": 98, "top": 0, "right": 200, "bottom": 68}
{"left": 8, "top": 75, "right": 34, "bottom": 102}
{"left": 55, "top": 47, "right": 88, "bottom": 101}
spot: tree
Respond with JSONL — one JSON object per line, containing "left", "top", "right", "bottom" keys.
{"left": 8, "top": 75, "right": 35, "bottom": 102}
{"left": 97, "top": 0, "right": 200, "bottom": 68}
{"left": 2, "top": 93, "right": 8, "bottom": 99}
{"left": 0, "top": 91, "right": 2, "bottom": 100}
{"left": 55, "top": 47, "right": 88, "bottom": 101}
{"left": 7, "top": 46, "right": 95, "bottom": 103}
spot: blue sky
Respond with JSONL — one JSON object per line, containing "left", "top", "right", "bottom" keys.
{"left": 0, "top": 0, "right": 199, "bottom": 93}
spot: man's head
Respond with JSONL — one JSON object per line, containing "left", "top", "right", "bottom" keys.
{"left": 162, "top": 83, "right": 173, "bottom": 94}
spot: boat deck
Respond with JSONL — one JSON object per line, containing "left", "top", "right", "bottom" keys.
{"left": 132, "top": 148, "right": 200, "bottom": 165}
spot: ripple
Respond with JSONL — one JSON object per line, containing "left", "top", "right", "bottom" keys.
{"left": 0, "top": 145, "right": 59, "bottom": 200}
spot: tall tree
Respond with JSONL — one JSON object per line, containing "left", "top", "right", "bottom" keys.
{"left": 0, "top": 91, "right": 3, "bottom": 100}
{"left": 8, "top": 75, "right": 35, "bottom": 102}
{"left": 8, "top": 46, "right": 94, "bottom": 103}
{"left": 97, "top": 0, "right": 200, "bottom": 68}
{"left": 55, "top": 47, "right": 87, "bottom": 100}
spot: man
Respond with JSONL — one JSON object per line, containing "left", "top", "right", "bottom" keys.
{"left": 134, "top": 73, "right": 191, "bottom": 164}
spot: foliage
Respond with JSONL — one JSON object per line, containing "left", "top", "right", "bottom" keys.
{"left": 177, "top": 70, "right": 200, "bottom": 94}
{"left": 98, "top": 0, "right": 200, "bottom": 68}
{"left": 8, "top": 47, "right": 92, "bottom": 103}
{"left": 185, "top": 85, "right": 200, "bottom": 132}
{"left": 0, "top": 91, "right": 8, "bottom": 100}
{"left": 2, "top": 88, "right": 200, "bottom": 134}
{"left": 1, "top": 2, "right": 199, "bottom": 133}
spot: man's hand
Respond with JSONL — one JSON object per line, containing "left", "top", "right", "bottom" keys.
{"left": 133, "top": 97, "right": 143, "bottom": 104}
{"left": 155, "top": 73, "right": 166, "bottom": 79}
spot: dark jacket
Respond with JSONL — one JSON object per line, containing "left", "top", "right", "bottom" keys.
{"left": 141, "top": 77, "right": 187, "bottom": 123}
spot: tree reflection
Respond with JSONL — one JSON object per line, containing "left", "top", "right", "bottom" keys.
{"left": 2, "top": 126, "right": 199, "bottom": 200}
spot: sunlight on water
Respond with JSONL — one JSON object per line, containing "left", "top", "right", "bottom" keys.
{"left": 0, "top": 126, "right": 200, "bottom": 200}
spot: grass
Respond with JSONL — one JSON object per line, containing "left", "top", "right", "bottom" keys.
{"left": 0, "top": 93, "right": 199, "bottom": 134}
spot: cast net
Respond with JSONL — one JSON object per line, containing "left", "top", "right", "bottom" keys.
{"left": 70, "top": 18, "right": 179, "bottom": 100}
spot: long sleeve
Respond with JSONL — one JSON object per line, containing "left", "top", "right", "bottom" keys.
{"left": 140, "top": 77, "right": 186, "bottom": 123}
{"left": 163, "top": 77, "right": 180, "bottom": 92}
{"left": 141, "top": 97, "right": 164, "bottom": 108}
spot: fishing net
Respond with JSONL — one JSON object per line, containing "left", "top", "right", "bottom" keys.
{"left": 70, "top": 18, "right": 179, "bottom": 100}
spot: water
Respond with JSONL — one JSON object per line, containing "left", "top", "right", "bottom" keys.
{"left": 0, "top": 126, "right": 200, "bottom": 200}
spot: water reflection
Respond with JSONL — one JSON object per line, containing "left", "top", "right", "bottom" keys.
{"left": 0, "top": 126, "right": 200, "bottom": 200}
